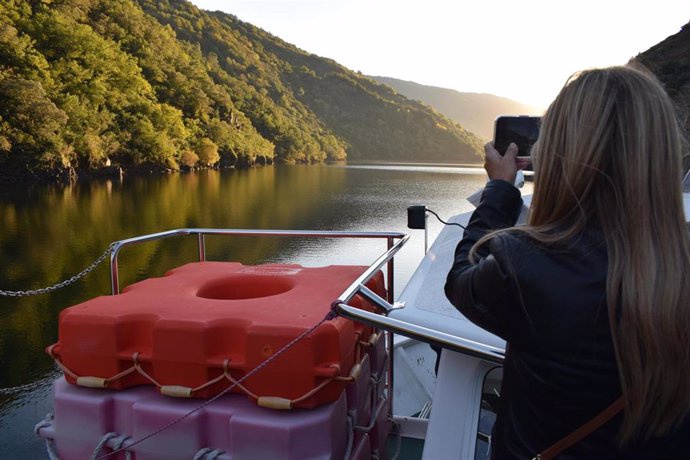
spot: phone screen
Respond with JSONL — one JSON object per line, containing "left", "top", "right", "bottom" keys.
{"left": 494, "top": 116, "right": 540, "bottom": 156}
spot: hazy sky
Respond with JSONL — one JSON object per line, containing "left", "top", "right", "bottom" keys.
{"left": 189, "top": 0, "right": 687, "bottom": 110}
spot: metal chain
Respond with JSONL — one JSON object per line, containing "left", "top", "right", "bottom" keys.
{"left": 0, "top": 379, "right": 46, "bottom": 396}
{"left": 0, "top": 365, "right": 63, "bottom": 396}
{"left": 0, "top": 242, "right": 117, "bottom": 297}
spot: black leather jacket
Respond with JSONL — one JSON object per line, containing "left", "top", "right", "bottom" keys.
{"left": 445, "top": 180, "right": 690, "bottom": 459}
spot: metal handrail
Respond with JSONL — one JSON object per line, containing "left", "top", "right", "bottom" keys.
{"left": 107, "top": 227, "right": 409, "bottom": 429}
{"left": 335, "top": 304, "right": 505, "bottom": 365}
{"left": 105, "top": 225, "right": 502, "bottom": 433}
{"left": 332, "top": 245, "right": 505, "bottom": 365}
{"left": 108, "top": 228, "right": 407, "bottom": 295}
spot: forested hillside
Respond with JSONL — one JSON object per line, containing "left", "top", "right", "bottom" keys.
{"left": 635, "top": 21, "right": 690, "bottom": 136}
{"left": 0, "top": 0, "right": 483, "bottom": 181}
{"left": 636, "top": 20, "right": 690, "bottom": 174}
{"left": 370, "top": 76, "right": 542, "bottom": 140}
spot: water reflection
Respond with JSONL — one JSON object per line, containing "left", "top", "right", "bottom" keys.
{"left": 0, "top": 164, "right": 517, "bottom": 458}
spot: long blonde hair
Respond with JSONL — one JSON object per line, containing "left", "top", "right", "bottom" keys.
{"left": 482, "top": 65, "right": 690, "bottom": 442}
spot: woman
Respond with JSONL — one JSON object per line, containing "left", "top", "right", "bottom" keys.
{"left": 445, "top": 65, "right": 690, "bottom": 459}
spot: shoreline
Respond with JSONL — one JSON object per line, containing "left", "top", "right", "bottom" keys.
{"left": 0, "top": 159, "right": 485, "bottom": 186}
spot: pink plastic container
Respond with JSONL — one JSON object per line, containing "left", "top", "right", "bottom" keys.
{"left": 368, "top": 332, "right": 388, "bottom": 380}
{"left": 351, "top": 433, "right": 371, "bottom": 460}
{"left": 368, "top": 332, "right": 388, "bottom": 402}
{"left": 369, "top": 395, "right": 392, "bottom": 460}
{"left": 37, "top": 378, "right": 350, "bottom": 460}
{"left": 346, "top": 353, "right": 372, "bottom": 428}
{"left": 368, "top": 331, "right": 388, "bottom": 404}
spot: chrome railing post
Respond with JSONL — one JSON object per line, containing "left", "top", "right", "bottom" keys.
{"left": 198, "top": 233, "right": 206, "bottom": 262}
{"left": 387, "top": 329, "right": 395, "bottom": 421}
{"left": 110, "top": 244, "right": 121, "bottom": 296}
{"left": 386, "top": 237, "right": 395, "bottom": 421}
{"left": 386, "top": 237, "right": 394, "bottom": 304}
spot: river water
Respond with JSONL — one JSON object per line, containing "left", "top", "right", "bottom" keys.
{"left": 0, "top": 163, "right": 521, "bottom": 458}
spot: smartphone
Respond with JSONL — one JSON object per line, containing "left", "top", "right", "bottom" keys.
{"left": 494, "top": 116, "right": 541, "bottom": 156}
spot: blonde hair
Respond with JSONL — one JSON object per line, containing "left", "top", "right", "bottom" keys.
{"left": 477, "top": 65, "right": 690, "bottom": 442}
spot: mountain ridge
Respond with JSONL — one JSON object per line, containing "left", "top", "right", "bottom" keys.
{"left": 635, "top": 20, "right": 690, "bottom": 137}
{"left": 368, "top": 75, "right": 542, "bottom": 140}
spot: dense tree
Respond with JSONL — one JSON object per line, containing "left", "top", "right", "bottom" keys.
{"left": 0, "top": 0, "right": 484, "bottom": 181}
{"left": 196, "top": 137, "right": 219, "bottom": 166}
{"left": 0, "top": 78, "right": 70, "bottom": 170}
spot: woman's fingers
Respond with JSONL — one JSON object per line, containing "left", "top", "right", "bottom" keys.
{"left": 484, "top": 142, "right": 519, "bottom": 183}
{"left": 515, "top": 157, "right": 532, "bottom": 170}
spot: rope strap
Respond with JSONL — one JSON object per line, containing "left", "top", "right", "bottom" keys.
{"left": 90, "top": 432, "right": 133, "bottom": 460}
{"left": 39, "top": 325, "right": 391, "bottom": 460}
{"left": 43, "top": 438, "right": 59, "bottom": 460}
{"left": 354, "top": 395, "right": 387, "bottom": 433}
{"left": 388, "top": 419, "right": 403, "bottom": 460}
{"left": 34, "top": 411, "right": 60, "bottom": 460}
{"left": 34, "top": 412, "right": 54, "bottom": 435}
{"left": 96, "top": 314, "right": 333, "bottom": 459}
{"left": 49, "top": 333, "right": 370, "bottom": 410}
{"left": 193, "top": 448, "right": 225, "bottom": 460}
{"left": 343, "top": 415, "right": 355, "bottom": 460}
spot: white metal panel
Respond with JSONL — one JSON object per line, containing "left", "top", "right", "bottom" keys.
{"left": 392, "top": 337, "right": 438, "bottom": 416}
{"left": 422, "top": 349, "right": 495, "bottom": 460}
{"left": 391, "top": 191, "right": 526, "bottom": 352}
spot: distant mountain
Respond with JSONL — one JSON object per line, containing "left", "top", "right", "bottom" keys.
{"left": 0, "top": 0, "right": 483, "bottom": 181}
{"left": 368, "top": 76, "right": 542, "bottom": 140}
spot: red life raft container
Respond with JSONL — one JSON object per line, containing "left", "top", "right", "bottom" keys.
{"left": 48, "top": 262, "right": 386, "bottom": 408}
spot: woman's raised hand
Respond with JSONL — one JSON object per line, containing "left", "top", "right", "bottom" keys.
{"left": 484, "top": 142, "right": 530, "bottom": 185}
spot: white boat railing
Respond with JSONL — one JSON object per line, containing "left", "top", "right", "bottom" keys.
{"left": 335, "top": 303, "right": 505, "bottom": 365}
{"left": 107, "top": 228, "right": 411, "bottom": 432}
{"left": 108, "top": 226, "right": 502, "bottom": 361}
{"left": 108, "top": 228, "right": 408, "bottom": 298}
{"left": 106, "top": 227, "right": 504, "bottom": 448}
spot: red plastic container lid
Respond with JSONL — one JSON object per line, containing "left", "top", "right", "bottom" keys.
{"left": 48, "top": 262, "right": 386, "bottom": 408}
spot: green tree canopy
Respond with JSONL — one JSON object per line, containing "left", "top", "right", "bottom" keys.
{"left": 0, "top": 0, "right": 484, "bottom": 181}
